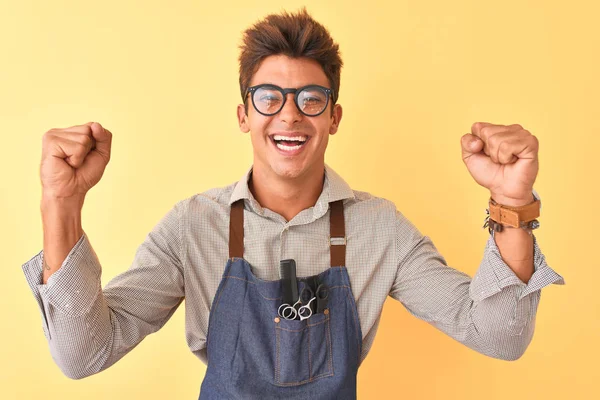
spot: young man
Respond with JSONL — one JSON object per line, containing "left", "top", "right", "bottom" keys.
{"left": 23, "top": 8, "right": 565, "bottom": 399}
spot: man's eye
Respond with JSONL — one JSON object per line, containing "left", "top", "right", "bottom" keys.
{"left": 260, "top": 96, "right": 280, "bottom": 102}
{"left": 303, "top": 97, "right": 322, "bottom": 104}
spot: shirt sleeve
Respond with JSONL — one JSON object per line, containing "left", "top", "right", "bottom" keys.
{"left": 21, "top": 200, "right": 186, "bottom": 379}
{"left": 388, "top": 210, "right": 565, "bottom": 361}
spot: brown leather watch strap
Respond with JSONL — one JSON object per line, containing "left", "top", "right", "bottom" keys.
{"left": 488, "top": 197, "right": 540, "bottom": 228}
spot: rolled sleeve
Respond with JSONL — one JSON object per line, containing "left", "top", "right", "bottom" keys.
{"left": 470, "top": 232, "right": 566, "bottom": 303}
{"left": 23, "top": 232, "right": 101, "bottom": 317}
{"left": 390, "top": 210, "right": 566, "bottom": 361}
{"left": 20, "top": 200, "right": 186, "bottom": 379}
{"left": 22, "top": 232, "right": 99, "bottom": 339}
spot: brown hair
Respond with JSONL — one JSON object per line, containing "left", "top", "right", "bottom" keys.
{"left": 238, "top": 7, "right": 343, "bottom": 112}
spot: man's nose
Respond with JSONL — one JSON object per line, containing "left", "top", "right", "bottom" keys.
{"left": 278, "top": 93, "right": 302, "bottom": 124}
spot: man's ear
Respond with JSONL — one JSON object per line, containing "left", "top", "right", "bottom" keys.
{"left": 329, "top": 103, "right": 343, "bottom": 135}
{"left": 237, "top": 104, "right": 250, "bottom": 133}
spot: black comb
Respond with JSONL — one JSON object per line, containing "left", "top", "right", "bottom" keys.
{"left": 279, "top": 259, "right": 298, "bottom": 305}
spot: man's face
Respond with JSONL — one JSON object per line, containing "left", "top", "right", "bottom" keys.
{"left": 237, "top": 55, "right": 342, "bottom": 181}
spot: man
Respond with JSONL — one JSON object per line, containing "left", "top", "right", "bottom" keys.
{"left": 22, "top": 7, "right": 565, "bottom": 399}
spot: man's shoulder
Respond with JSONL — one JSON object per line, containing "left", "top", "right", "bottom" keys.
{"left": 174, "top": 181, "right": 238, "bottom": 219}
{"left": 345, "top": 189, "right": 400, "bottom": 221}
{"left": 346, "top": 189, "right": 417, "bottom": 231}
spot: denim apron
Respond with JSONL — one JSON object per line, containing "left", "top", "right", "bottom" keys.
{"left": 198, "top": 199, "right": 363, "bottom": 399}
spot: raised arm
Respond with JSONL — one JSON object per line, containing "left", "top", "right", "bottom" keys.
{"left": 389, "top": 210, "right": 565, "bottom": 361}
{"left": 23, "top": 122, "right": 185, "bottom": 379}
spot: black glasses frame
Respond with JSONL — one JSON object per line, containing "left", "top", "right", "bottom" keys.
{"left": 245, "top": 84, "right": 333, "bottom": 117}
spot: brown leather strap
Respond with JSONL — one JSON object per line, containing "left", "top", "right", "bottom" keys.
{"left": 228, "top": 198, "right": 347, "bottom": 267}
{"left": 488, "top": 197, "right": 540, "bottom": 228}
{"left": 229, "top": 199, "right": 244, "bottom": 258}
{"left": 329, "top": 200, "right": 346, "bottom": 267}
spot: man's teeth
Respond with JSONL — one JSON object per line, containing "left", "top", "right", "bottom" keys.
{"left": 272, "top": 135, "right": 308, "bottom": 151}
{"left": 276, "top": 142, "right": 303, "bottom": 151}
{"left": 273, "top": 135, "right": 307, "bottom": 142}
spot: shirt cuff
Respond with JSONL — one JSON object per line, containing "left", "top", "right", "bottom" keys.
{"left": 21, "top": 231, "right": 102, "bottom": 317}
{"left": 469, "top": 232, "right": 565, "bottom": 302}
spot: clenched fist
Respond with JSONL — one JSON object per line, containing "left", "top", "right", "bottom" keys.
{"left": 40, "top": 121, "right": 112, "bottom": 200}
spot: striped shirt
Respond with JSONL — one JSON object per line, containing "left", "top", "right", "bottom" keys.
{"left": 22, "top": 164, "right": 565, "bottom": 379}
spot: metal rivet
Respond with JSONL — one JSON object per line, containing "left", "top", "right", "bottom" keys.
{"left": 274, "top": 317, "right": 280, "bottom": 323}
{"left": 324, "top": 309, "right": 329, "bottom": 315}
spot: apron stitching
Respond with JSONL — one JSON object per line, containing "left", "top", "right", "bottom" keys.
{"left": 307, "top": 321, "right": 312, "bottom": 378}
{"left": 273, "top": 316, "right": 333, "bottom": 386}
{"left": 345, "top": 286, "right": 362, "bottom": 360}
{"left": 276, "top": 317, "right": 328, "bottom": 332}
{"left": 275, "top": 325, "right": 280, "bottom": 384}
{"left": 224, "top": 275, "right": 255, "bottom": 284}
{"left": 327, "top": 285, "right": 350, "bottom": 290}
{"left": 276, "top": 372, "right": 334, "bottom": 387}
{"left": 311, "top": 371, "right": 334, "bottom": 380}
{"left": 326, "top": 315, "right": 334, "bottom": 376}
{"left": 206, "top": 271, "right": 231, "bottom": 359}
{"left": 223, "top": 275, "right": 283, "bottom": 300}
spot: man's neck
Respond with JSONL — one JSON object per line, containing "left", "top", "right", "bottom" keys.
{"left": 249, "top": 164, "right": 325, "bottom": 222}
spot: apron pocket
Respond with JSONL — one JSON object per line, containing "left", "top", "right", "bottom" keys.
{"left": 274, "top": 312, "right": 333, "bottom": 386}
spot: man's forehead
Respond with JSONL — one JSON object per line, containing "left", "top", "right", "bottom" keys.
{"left": 249, "top": 55, "right": 329, "bottom": 88}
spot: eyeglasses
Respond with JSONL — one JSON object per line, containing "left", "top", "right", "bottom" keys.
{"left": 245, "top": 84, "right": 333, "bottom": 117}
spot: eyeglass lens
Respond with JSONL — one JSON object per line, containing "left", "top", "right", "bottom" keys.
{"left": 253, "top": 86, "right": 328, "bottom": 116}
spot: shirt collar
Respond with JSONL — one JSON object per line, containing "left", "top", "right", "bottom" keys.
{"left": 228, "top": 164, "right": 355, "bottom": 210}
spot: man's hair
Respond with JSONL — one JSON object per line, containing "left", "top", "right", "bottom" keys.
{"left": 238, "top": 7, "right": 343, "bottom": 111}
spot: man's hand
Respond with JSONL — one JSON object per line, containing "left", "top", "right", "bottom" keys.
{"left": 40, "top": 121, "right": 112, "bottom": 201}
{"left": 461, "top": 122, "right": 538, "bottom": 207}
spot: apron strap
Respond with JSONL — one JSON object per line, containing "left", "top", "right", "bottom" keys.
{"left": 329, "top": 200, "right": 346, "bottom": 267}
{"left": 229, "top": 199, "right": 245, "bottom": 259}
{"left": 228, "top": 198, "right": 347, "bottom": 267}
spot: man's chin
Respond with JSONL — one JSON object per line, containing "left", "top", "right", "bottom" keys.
{"left": 269, "top": 161, "right": 311, "bottom": 181}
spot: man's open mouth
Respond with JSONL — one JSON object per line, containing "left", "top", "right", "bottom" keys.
{"left": 270, "top": 134, "right": 309, "bottom": 152}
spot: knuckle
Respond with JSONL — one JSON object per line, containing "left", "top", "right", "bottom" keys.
{"left": 75, "top": 141, "right": 88, "bottom": 153}
{"left": 488, "top": 133, "right": 500, "bottom": 147}
{"left": 531, "top": 135, "right": 539, "bottom": 146}
{"left": 42, "top": 132, "right": 54, "bottom": 147}
{"left": 81, "top": 135, "right": 93, "bottom": 147}
{"left": 498, "top": 139, "right": 509, "bottom": 152}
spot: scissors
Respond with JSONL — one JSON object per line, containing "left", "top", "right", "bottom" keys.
{"left": 278, "top": 283, "right": 329, "bottom": 321}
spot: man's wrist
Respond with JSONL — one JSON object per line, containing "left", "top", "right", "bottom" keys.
{"left": 490, "top": 192, "right": 536, "bottom": 208}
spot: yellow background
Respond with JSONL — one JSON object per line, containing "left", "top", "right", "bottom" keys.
{"left": 2, "top": 0, "right": 597, "bottom": 398}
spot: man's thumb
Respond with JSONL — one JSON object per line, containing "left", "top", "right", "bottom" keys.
{"left": 89, "top": 122, "right": 112, "bottom": 160}
{"left": 470, "top": 136, "right": 482, "bottom": 151}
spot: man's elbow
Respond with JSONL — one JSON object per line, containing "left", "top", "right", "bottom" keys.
{"left": 496, "top": 346, "right": 527, "bottom": 361}
{"left": 49, "top": 342, "right": 108, "bottom": 380}
{"left": 62, "top": 368, "right": 92, "bottom": 380}
{"left": 55, "top": 357, "right": 102, "bottom": 380}
{"left": 488, "top": 326, "right": 535, "bottom": 361}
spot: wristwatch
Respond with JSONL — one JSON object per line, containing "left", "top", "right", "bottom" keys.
{"left": 484, "top": 189, "right": 541, "bottom": 233}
